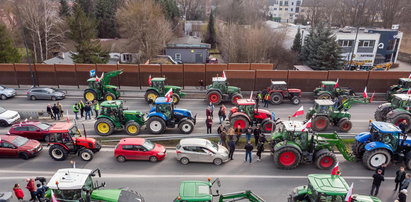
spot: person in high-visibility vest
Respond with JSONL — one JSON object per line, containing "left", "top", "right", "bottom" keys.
{"left": 93, "top": 100, "right": 100, "bottom": 119}
{"left": 72, "top": 103, "right": 79, "bottom": 120}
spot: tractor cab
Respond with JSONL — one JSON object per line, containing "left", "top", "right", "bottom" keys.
{"left": 270, "top": 81, "right": 288, "bottom": 91}
{"left": 100, "top": 100, "right": 126, "bottom": 122}
{"left": 236, "top": 99, "right": 257, "bottom": 118}
{"left": 84, "top": 70, "right": 122, "bottom": 101}
{"left": 397, "top": 78, "right": 411, "bottom": 89}
{"left": 387, "top": 79, "right": 411, "bottom": 100}
{"left": 209, "top": 77, "right": 228, "bottom": 93}
{"left": 153, "top": 97, "right": 174, "bottom": 119}
{"left": 151, "top": 77, "right": 166, "bottom": 92}
{"left": 320, "top": 81, "right": 337, "bottom": 92}
{"left": 390, "top": 94, "right": 411, "bottom": 109}
{"left": 272, "top": 121, "right": 308, "bottom": 146}
{"left": 145, "top": 77, "right": 185, "bottom": 104}
{"left": 313, "top": 100, "right": 335, "bottom": 114}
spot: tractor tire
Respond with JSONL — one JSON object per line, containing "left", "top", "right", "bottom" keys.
{"left": 84, "top": 89, "right": 97, "bottom": 101}
{"left": 94, "top": 118, "right": 115, "bottom": 136}
{"left": 104, "top": 92, "right": 115, "bottom": 101}
{"left": 362, "top": 149, "right": 391, "bottom": 170}
{"left": 352, "top": 141, "right": 365, "bottom": 159}
{"left": 312, "top": 116, "right": 330, "bottom": 131}
{"left": 125, "top": 121, "right": 141, "bottom": 136}
{"left": 207, "top": 91, "right": 222, "bottom": 105}
{"left": 270, "top": 93, "right": 283, "bottom": 105}
{"left": 273, "top": 147, "right": 301, "bottom": 169}
{"left": 262, "top": 119, "right": 276, "bottom": 133}
{"left": 389, "top": 114, "right": 411, "bottom": 132}
{"left": 318, "top": 93, "right": 332, "bottom": 100}
{"left": 178, "top": 120, "right": 194, "bottom": 134}
{"left": 231, "top": 94, "right": 243, "bottom": 105}
{"left": 230, "top": 116, "right": 249, "bottom": 130}
{"left": 315, "top": 151, "right": 337, "bottom": 170}
{"left": 147, "top": 116, "right": 166, "bottom": 134}
{"left": 49, "top": 145, "right": 68, "bottom": 161}
{"left": 79, "top": 149, "right": 94, "bottom": 161}
{"left": 338, "top": 118, "right": 352, "bottom": 132}
{"left": 405, "top": 152, "right": 411, "bottom": 170}
{"left": 172, "top": 94, "right": 181, "bottom": 105}
{"left": 145, "top": 90, "right": 159, "bottom": 103}
{"left": 291, "top": 96, "right": 300, "bottom": 105}
{"left": 374, "top": 105, "right": 392, "bottom": 121}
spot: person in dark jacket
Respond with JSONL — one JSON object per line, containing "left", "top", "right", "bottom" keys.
{"left": 52, "top": 104, "right": 60, "bottom": 120}
{"left": 35, "top": 183, "right": 47, "bottom": 200}
{"left": 370, "top": 169, "right": 384, "bottom": 196}
{"left": 253, "top": 126, "right": 261, "bottom": 146}
{"left": 46, "top": 104, "right": 54, "bottom": 119}
{"left": 256, "top": 134, "right": 267, "bottom": 161}
{"left": 235, "top": 124, "right": 242, "bottom": 145}
{"left": 78, "top": 100, "right": 85, "bottom": 118}
{"left": 228, "top": 139, "right": 235, "bottom": 160}
{"left": 400, "top": 173, "right": 411, "bottom": 191}
{"left": 245, "top": 125, "right": 253, "bottom": 142}
{"left": 206, "top": 116, "right": 213, "bottom": 134}
{"left": 398, "top": 189, "right": 407, "bottom": 202}
{"left": 399, "top": 120, "right": 408, "bottom": 133}
{"left": 219, "top": 128, "right": 228, "bottom": 148}
{"left": 244, "top": 141, "right": 254, "bottom": 163}
{"left": 395, "top": 166, "right": 406, "bottom": 191}
{"left": 375, "top": 163, "right": 387, "bottom": 175}
{"left": 218, "top": 106, "right": 226, "bottom": 124}
{"left": 84, "top": 103, "right": 92, "bottom": 120}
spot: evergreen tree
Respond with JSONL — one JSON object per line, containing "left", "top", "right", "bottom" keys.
{"left": 0, "top": 23, "right": 21, "bottom": 63}
{"left": 156, "top": 0, "right": 180, "bottom": 25}
{"left": 76, "top": 0, "right": 95, "bottom": 18}
{"left": 204, "top": 10, "right": 217, "bottom": 49}
{"left": 59, "top": 0, "right": 71, "bottom": 17}
{"left": 95, "top": 0, "right": 118, "bottom": 38}
{"left": 67, "top": 4, "right": 108, "bottom": 64}
{"left": 291, "top": 27, "right": 302, "bottom": 53}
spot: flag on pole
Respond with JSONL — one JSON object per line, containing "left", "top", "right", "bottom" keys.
{"left": 408, "top": 73, "right": 411, "bottom": 78}
{"left": 165, "top": 88, "right": 173, "bottom": 102}
{"left": 331, "top": 162, "right": 340, "bottom": 175}
{"left": 66, "top": 111, "right": 70, "bottom": 123}
{"left": 302, "top": 119, "right": 312, "bottom": 132}
{"left": 292, "top": 106, "right": 304, "bottom": 117}
{"left": 408, "top": 89, "right": 411, "bottom": 94}
{"left": 334, "top": 78, "right": 339, "bottom": 89}
{"left": 250, "top": 91, "right": 253, "bottom": 100}
{"left": 345, "top": 183, "right": 353, "bottom": 202}
{"left": 222, "top": 71, "right": 226, "bottom": 78}
{"left": 148, "top": 75, "right": 152, "bottom": 86}
{"left": 100, "top": 72, "right": 104, "bottom": 81}
{"left": 51, "top": 189, "right": 59, "bottom": 202}
{"left": 363, "top": 87, "right": 368, "bottom": 98}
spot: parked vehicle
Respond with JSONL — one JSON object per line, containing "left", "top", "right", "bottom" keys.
{"left": 9, "top": 121, "right": 80, "bottom": 141}
{"left": 84, "top": 70, "right": 123, "bottom": 101}
{"left": 27, "top": 87, "right": 65, "bottom": 101}
{"left": 0, "top": 135, "right": 42, "bottom": 159}
{"left": 386, "top": 78, "right": 411, "bottom": 100}
{"left": 0, "top": 85, "right": 16, "bottom": 100}
{"left": 206, "top": 76, "right": 242, "bottom": 105}
{"left": 0, "top": 107, "right": 20, "bottom": 127}
{"left": 266, "top": 81, "right": 301, "bottom": 105}
{"left": 313, "top": 81, "right": 355, "bottom": 100}
{"left": 375, "top": 94, "right": 411, "bottom": 132}
{"left": 228, "top": 99, "right": 275, "bottom": 132}
{"left": 144, "top": 77, "right": 185, "bottom": 104}
{"left": 176, "top": 138, "right": 229, "bottom": 166}
{"left": 114, "top": 138, "right": 166, "bottom": 162}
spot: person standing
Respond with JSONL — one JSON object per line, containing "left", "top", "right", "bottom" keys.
{"left": 218, "top": 106, "right": 226, "bottom": 124}
{"left": 88, "top": 101, "right": 93, "bottom": 116}
{"left": 46, "top": 104, "right": 54, "bottom": 119}
{"left": 398, "top": 189, "right": 408, "bottom": 202}
{"left": 208, "top": 102, "right": 214, "bottom": 118}
{"left": 400, "top": 173, "right": 411, "bottom": 191}
{"left": 370, "top": 169, "right": 384, "bottom": 196}
{"left": 257, "top": 133, "right": 267, "bottom": 161}
{"left": 245, "top": 125, "right": 253, "bottom": 142}
{"left": 206, "top": 107, "right": 212, "bottom": 119}
{"left": 244, "top": 141, "right": 253, "bottom": 163}
{"left": 84, "top": 103, "right": 92, "bottom": 120}
{"left": 255, "top": 91, "right": 261, "bottom": 104}
{"left": 219, "top": 128, "right": 228, "bottom": 148}
{"left": 94, "top": 100, "right": 100, "bottom": 118}
{"left": 52, "top": 104, "right": 60, "bottom": 120}
{"left": 57, "top": 102, "right": 63, "bottom": 118}
{"left": 399, "top": 120, "right": 408, "bottom": 133}
{"left": 228, "top": 138, "right": 235, "bottom": 160}
{"left": 13, "top": 184, "right": 24, "bottom": 201}
{"left": 253, "top": 125, "right": 261, "bottom": 146}
{"left": 235, "top": 124, "right": 242, "bottom": 145}
{"left": 72, "top": 102, "right": 79, "bottom": 120}
{"left": 228, "top": 127, "right": 235, "bottom": 142}
{"left": 26, "top": 178, "right": 36, "bottom": 201}
{"left": 395, "top": 166, "right": 406, "bottom": 191}
{"left": 376, "top": 163, "right": 387, "bottom": 175}
{"left": 206, "top": 116, "right": 213, "bottom": 134}
{"left": 264, "top": 93, "right": 270, "bottom": 107}
{"left": 35, "top": 183, "right": 47, "bottom": 201}
{"left": 78, "top": 100, "right": 85, "bottom": 118}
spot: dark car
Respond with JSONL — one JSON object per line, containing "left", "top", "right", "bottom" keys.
{"left": 9, "top": 121, "right": 78, "bottom": 141}
{"left": 0, "top": 135, "right": 42, "bottom": 159}
{"left": 27, "top": 87, "right": 65, "bottom": 101}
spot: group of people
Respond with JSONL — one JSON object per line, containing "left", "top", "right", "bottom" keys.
{"left": 13, "top": 178, "right": 47, "bottom": 201}
{"left": 254, "top": 89, "right": 271, "bottom": 108}
{"left": 72, "top": 100, "right": 100, "bottom": 120}
{"left": 205, "top": 103, "right": 227, "bottom": 134}
{"left": 370, "top": 164, "right": 410, "bottom": 202}
{"left": 46, "top": 102, "right": 63, "bottom": 121}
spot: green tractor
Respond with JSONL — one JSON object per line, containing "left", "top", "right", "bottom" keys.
{"left": 94, "top": 100, "right": 145, "bottom": 136}
{"left": 386, "top": 78, "right": 411, "bottom": 101}
{"left": 174, "top": 178, "right": 265, "bottom": 202}
{"left": 270, "top": 121, "right": 355, "bottom": 170}
{"left": 45, "top": 168, "right": 144, "bottom": 202}
{"left": 206, "top": 77, "right": 243, "bottom": 105}
{"left": 306, "top": 97, "right": 370, "bottom": 132}
{"left": 145, "top": 77, "right": 185, "bottom": 104}
{"left": 84, "top": 70, "right": 123, "bottom": 101}
{"left": 375, "top": 94, "right": 411, "bottom": 132}
{"left": 288, "top": 174, "right": 381, "bottom": 202}
{"left": 313, "top": 81, "right": 355, "bottom": 100}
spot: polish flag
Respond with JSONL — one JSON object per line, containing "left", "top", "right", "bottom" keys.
{"left": 331, "top": 162, "right": 340, "bottom": 175}
{"left": 222, "top": 71, "right": 226, "bottom": 78}
{"left": 292, "top": 106, "right": 304, "bottom": 117}
{"left": 95, "top": 75, "right": 100, "bottom": 82}
{"left": 408, "top": 89, "right": 411, "bottom": 94}
{"left": 100, "top": 72, "right": 104, "bottom": 81}
{"left": 408, "top": 73, "right": 411, "bottom": 78}
{"left": 363, "top": 87, "right": 368, "bottom": 98}
{"left": 302, "top": 119, "right": 312, "bottom": 132}
{"left": 370, "top": 91, "right": 375, "bottom": 103}
{"left": 250, "top": 91, "right": 253, "bottom": 100}
{"left": 51, "top": 189, "right": 59, "bottom": 202}
{"left": 165, "top": 88, "right": 173, "bottom": 102}
{"left": 148, "top": 75, "right": 152, "bottom": 86}
{"left": 334, "top": 78, "right": 339, "bottom": 89}
{"left": 345, "top": 183, "right": 353, "bottom": 202}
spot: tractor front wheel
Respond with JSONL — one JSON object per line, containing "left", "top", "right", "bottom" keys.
{"left": 270, "top": 93, "right": 283, "bottom": 105}
{"left": 338, "top": 118, "right": 352, "bottom": 132}
{"left": 274, "top": 147, "right": 301, "bottom": 169}
{"left": 262, "top": 120, "right": 275, "bottom": 133}
{"left": 390, "top": 114, "right": 411, "bottom": 132}
{"left": 49, "top": 145, "right": 68, "bottom": 161}
{"left": 230, "top": 116, "right": 249, "bottom": 130}
{"left": 147, "top": 117, "right": 166, "bottom": 134}
{"left": 178, "top": 120, "right": 194, "bottom": 134}
{"left": 84, "top": 89, "right": 97, "bottom": 101}
{"left": 312, "top": 116, "right": 330, "bottom": 131}
{"left": 231, "top": 94, "right": 243, "bottom": 105}
{"left": 315, "top": 151, "right": 337, "bottom": 170}
{"left": 125, "top": 121, "right": 141, "bottom": 136}
{"left": 94, "top": 118, "right": 115, "bottom": 136}
{"left": 362, "top": 149, "right": 391, "bottom": 170}
{"left": 291, "top": 96, "right": 300, "bottom": 105}
{"left": 172, "top": 94, "right": 181, "bottom": 105}
{"left": 145, "top": 90, "right": 159, "bottom": 103}
{"left": 207, "top": 91, "right": 222, "bottom": 105}
{"left": 104, "top": 92, "right": 115, "bottom": 101}
{"left": 79, "top": 149, "right": 94, "bottom": 161}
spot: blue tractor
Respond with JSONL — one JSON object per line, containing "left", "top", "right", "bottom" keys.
{"left": 146, "top": 97, "right": 196, "bottom": 134}
{"left": 353, "top": 121, "right": 411, "bottom": 170}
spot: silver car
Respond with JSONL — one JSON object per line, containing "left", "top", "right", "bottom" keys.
{"left": 176, "top": 138, "right": 229, "bottom": 166}
{"left": 0, "top": 85, "right": 16, "bottom": 100}
{"left": 27, "top": 87, "right": 66, "bottom": 101}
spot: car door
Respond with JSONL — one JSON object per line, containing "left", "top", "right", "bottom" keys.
{"left": 133, "top": 145, "right": 149, "bottom": 160}
{"left": 42, "top": 89, "right": 51, "bottom": 100}
{"left": 193, "top": 146, "right": 209, "bottom": 163}
{"left": 26, "top": 126, "right": 43, "bottom": 140}
{"left": 201, "top": 147, "right": 215, "bottom": 163}
{"left": 0, "top": 140, "right": 18, "bottom": 157}
{"left": 121, "top": 145, "right": 137, "bottom": 160}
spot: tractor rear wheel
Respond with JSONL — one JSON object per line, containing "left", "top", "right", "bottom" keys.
{"left": 362, "top": 149, "right": 391, "bottom": 170}
{"left": 104, "top": 92, "right": 115, "bottom": 101}
{"left": 374, "top": 105, "right": 392, "bottom": 121}
{"left": 49, "top": 145, "right": 68, "bottom": 161}
{"left": 172, "top": 94, "right": 181, "bottom": 105}
{"left": 312, "top": 116, "right": 330, "bottom": 131}
{"left": 318, "top": 93, "right": 332, "bottom": 100}
{"left": 262, "top": 119, "right": 275, "bottom": 133}
{"left": 145, "top": 90, "right": 159, "bottom": 103}
{"left": 84, "top": 89, "right": 97, "bottom": 101}
{"left": 207, "top": 91, "right": 222, "bottom": 105}
{"left": 79, "top": 149, "right": 94, "bottom": 161}
{"left": 274, "top": 147, "right": 301, "bottom": 169}
{"left": 125, "top": 121, "right": 141, "bottom": 136}
{"left": 315, "top": 151, "right": 337, "bottom": 170}
{"left": 338, "top": 118, "right": 352, "bottom": 132}
{"left": 270, "top": 93, "right": 283, "bottom": 105}
{"left": 94, "top": 118, "right": 115, "bottom": 136}
{"left": 147, "top": 117, "right": 166, "bottom": 134}
{"left": 291, "top": 96, "right": 300, "bottom": 105}
{"left": 231, "top": 94, "right": 243, "bottom": 105}
{"left": 390, "top": 114, "right": 411, "bottom": 132}
{"left": 178, "top": 120, "right": 194, "bottom": 134}
{"left": 230, "top": 116, "right": 249, "bottom": 130}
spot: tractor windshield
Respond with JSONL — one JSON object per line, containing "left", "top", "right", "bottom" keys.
{"left": 324, "top": 85, "right": 334, "bottom": 92}
{"left": 143, "top": 140, "right": 155, "bottom": 150}
{"left": 69, "top": 126, "right": 80, "bottom": 136}
{"left": 52, "top": 189, "right": 83, "bottom": 201}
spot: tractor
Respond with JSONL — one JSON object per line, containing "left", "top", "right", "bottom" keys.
{"left": 145, "top": 77, "right": 185, "bottom": 104}
{"left": 46, "top": 122, "right": 101, "bottom": 161}
{"left": 306, "top": 96, "right": 371, "bottom": 132}
{"left": 386, "top": 78, "right": 411, "bottom": 101}
{"left": 228, "top": 99, "right": 275, "bottom": 132}
{"left": 206, "top": 77, "right": 243, "bottom": 105}
{"left": 288, "top": 174, "right": 381, "bottom": 202}
{"left": 353, "top": 121, "right": 411, "bottom": 170}
{"left": 45, "top": 168, "right": 145, "bottom": 202}
{"left": 94, "top": 100, "right": 145, "bottom": 136}
{"left": 375, "top": 94, "right": 411, "bottom": 132}
{"left": 270, "top": 121, "right": 355, "bottom": 170}
{"left": 84, "top": 69, "right": 123, "bottom": 101}
{"left": 265, "top": 81, "right": 302, "bottom": 105}
{"left": 146, "top": 97, "right": 196, "bottom": 134}
{"left": 313, "top": 81, "right": 355, "bottom": 100}
{"left": 174, "top": 178, "right": 265, "bottom": 202}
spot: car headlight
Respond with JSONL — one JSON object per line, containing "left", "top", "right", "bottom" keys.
{"left": 157, "top": 152, "right": 165, "bottom": 156}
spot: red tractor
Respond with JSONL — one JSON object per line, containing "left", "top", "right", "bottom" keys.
{"left": 266, "top": 81, "right": 302, "bottom": 105}
{"left": 46, "top": 122, "right": 101, "bottom": 161}
{"left": 228, "top": 99, "right": 275, "bottom": 132}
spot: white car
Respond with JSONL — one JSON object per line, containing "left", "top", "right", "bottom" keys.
{"left": 0, "top": 85, "right": 16, "bottom": 100}
{"left": 0, "top": 107, "right": 20, "bottom": 127}
{"left": 176, "top": 138, "right": 230, "bottom": 166}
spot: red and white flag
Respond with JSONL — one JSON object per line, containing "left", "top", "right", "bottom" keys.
{"left": 292, "top": 106, "right": 304, "bottom": 117}
{"left": 363, "top": 86, "right": 368, "bottom": 98}
{"left": 51, "top": 189, "right": 59, "bottom": 202}
{"left": 222, "top": 71, "right": 226, "bottom": 78}
{"left": 165, "top": 88, "right": 173, "bottom": 102}
{"left": 408, "top": 89, "right": 411, "bottom": 94}
{"left": 370, "top": 91, "right": 375, "bottom": 103}
{"left": 334, "top": 78, "right": 339, "bottom": 89}
{"left": 148, "top": 75, "right": 152, "bottom": 86}
{"left": 302, "top": 119, "right": 312, "bottom": 132}
{"left": 408, "top": 73, "right": 411, "bottom": 78}
{"left": 250, "top": 91, "right": 253, "bottom": 100}
{"left": 331, "top": 162, "right": 340, "bottom": 175}
{"left": 345, "top": 183, "right": 354, "bottom": 202}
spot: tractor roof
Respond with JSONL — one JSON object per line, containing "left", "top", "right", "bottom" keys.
{"left": 271, "top": 81, "right": 287, "bottom": 85}
{"left": 100, "top": 100, "right": 123, "bottom": 107}
{"left": 282, "top": 121, "right": 306, "bottom": 131}
{"left": 212, "top": 77, "right": 226, "bottom": 82}
{"left": 393, "top": 94, "right": 411, "bottom": 101}
{"left": 314, "top": 99, "right": 335, "bottom": 105}
{"left": 178, "top": 181, "right": 212, "bottom": 201}
{"left": 48, "top": 122, "right": 75, "bottom": 133}
{"left": 322, "top": 81, "right": 337, "bottom": 85}
{"left": 236, "top": 99, "right": 256, "bottom": 105}
{"left": 371, "top": 121, "right": 402, "bottom": 133}
{"left": 47, "top": 168, "right": 92, "bottom": 190}
{"left": 152, "top": 77, "right": 166, "bottom": 82}
{"left": 399, "top": 78, "right": 411, "bottom": 82}
{"left": 307, "top": 174, "right": 349, "bottom": 195}
{"left": 155, "top": 97, "right": 171, "bottom": 104}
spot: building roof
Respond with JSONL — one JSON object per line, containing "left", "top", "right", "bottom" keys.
{"left": 167, "top": 36, "right": 211, "bottom": 49}
{"left": 307, "top": 174, "right": 349, "bottom": 195}
{"left": 371, "top": 121, "right": 401, "bottom": 133}
{"left": 47, "top": 168, "right": 93, "bottom": 190}
{"left": 43, "top": 52, "right": 121, "bottom": 65}
{"left": 314, "top": 99, "right": 335, "bottom": 105}
{"left": 212, "top": 77, "right": 226, "bottom": 82}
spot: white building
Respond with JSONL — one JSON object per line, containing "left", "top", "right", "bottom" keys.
{"left": 268, "top": 0, "right": 303, "bottom": 23}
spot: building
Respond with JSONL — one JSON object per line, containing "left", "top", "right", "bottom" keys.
{"left": 43, "top": 52, "right": 139, "bottom": 64}
{"left": 268, "top": 0, "right": 303, "bottom": 23}
{"left": 165, "top": 36, "right": 211, "bottom": 64}
{"left": 184, "top": 21, "right": 207, "bottom": 38}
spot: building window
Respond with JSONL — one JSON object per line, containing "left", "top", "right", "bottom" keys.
{"left": 285, "top": 1, "right": 288, "bottom": 6}
{"left": 358, "top": 40, "right": 375, "bottom": 47}
{"left": 122, "top": 54, "right": 132, "bottom": 63}
{"left": 175, "top": 53, "right": 182, "bottom": 61}
{"left": 296, "top": 7, "right": 299, "bottom": 12}
{"left": 291, "top": 8, "right": 293, "bottom": 11}
{"left": 387, "top": 39, "right": 395, "bottom": 50}
{"left": 291, "top": 2, "right": 294, "bottom": 5}
{"left": 338, "top": 40, "right": 354, "bottom": 47}
{"left": 279, "top": 8, "right": 282, "bottom": 10}
{"left": 297, "top": 0, "right": 301, "bottom": 6}
{"left": 274, "top": 8, "right": 277, "bottom": 10}
{"left": 285, "top": 8, "right": 288, "bottom": 11}
{"left": 279, "top": 1, "right": 283, "bottom": 6}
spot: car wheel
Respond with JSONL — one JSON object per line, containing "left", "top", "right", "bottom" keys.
{"left": 79, "top": 149, "right": 94, "bottom": 161}
{"left": 19, "top": 152, "right": 29, "bottom": 160}
{"left": 213, "top": 158, "right": 223, "bottom": 166}
{"left": 0, "top": 94, "right": 7, "bottom": 100}
{"left": 0, "top": 120, "right": 8, "bottom": 127}
{"left": 30, "top": 95, "right": 36, "bottom": 100}
{"left": 180, "top": 157, "right": 189, "bottom": 165}
{"left": 51, "top": 96, "right": 57, "bottom": 101}
{"left": 149, "top": 156, "right": 158, "bottom": 162}
{"left": 116, "top": 155, "right": 126, "bottom": 163}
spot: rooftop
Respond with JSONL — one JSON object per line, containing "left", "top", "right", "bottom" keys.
{"left": 314, "top": 99, "right": 335, "bottom": 105}
{"left": 371, "top": 121, "right": 401, "bottom": 133}
{"left": 47, "top": 168, "right": 93, "bottom": 190}
{"left": 271, "top": 81, "right": 287, "bottom": 85}
{"left": 281, "top": 121, "right": 306, "bottom": 132}
{"left": 167, "top": 36, "right": 211, "bottom": 49}
{"left": 43, "top": 52, "right": 122, "bottom": 65}
{"left": 308, "top": 174, "right": 349, "bottom": 195}
{"left": 178, "top": 181, "right": 211, "bottom": 201}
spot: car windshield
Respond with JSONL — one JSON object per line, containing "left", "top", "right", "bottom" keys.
{"left": 36, "top": 123, "right": 51, "bottom": 130}
{"left": 53, "top": 189, "right": 83, "bottom": 201}
{"left": 0, "top": 107, "right": 6, "bottom": 114}
{"left": 143, "top": 140, "right": 155, "bottom": 150}
{"left": 11, "top": 136, "right": 29, "bottom": 147}
{"left": 48, "top": 88, "right": 56, "bottom": 93}
{"left": 206, "top": 141, "right": 218, "bottom": 151}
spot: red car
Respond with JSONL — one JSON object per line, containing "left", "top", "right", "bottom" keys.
{"left": 114, "top": 138, "right": 166, "bottom": 162}
{"left": 8, "top": 121, "right": 80, "bottom": 141}
{"left": 0, "top": 135, "right": 42, "bottom": 159}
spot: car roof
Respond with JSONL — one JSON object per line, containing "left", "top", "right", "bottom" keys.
{"left": 152, "top": 77, "right": 166, "bottom": 82}
{"left": 236, "top": 99, "right": 255, "bottom": 105}
{"left": 321, "top": 81, "right": 337, "bottom": 85}
{"left": 271, "top": 81, "right": 287, "bottom": 85}
{"left": 29, "top": 87, "right": 51, "bottom": 90}
{"left": 12, "top": 121, "right": 42, "bottom": 127}
{"left": 212, "top": 77, "right": 226, "bottom": 82}
{"left": 393, "top": 94, "right": 411, "bottom": 101}
{"left": 100, "top": 100, "right": 123, "bottom": 107}
{"left": 371, "top": 121, "right": 401, "bottom": 133}
{"left": 179, "top": 138, "right": 208, "bottom": 146}
{"left": 314, "top": 99, "right": 335, "bottom": 105}
{"left": 155, "top": 97, "right": 171, "bottom": 104}
{"left": 0, "top": 134, "right": 17, "bottom": 142}
{"left": 118, "top": 138, "right": 145, "bottom": 145}
{"left": 178, "top": 181, "right": 212, "bottom": 201}
{"left": 307, "top": 174, "right": 349, "bottom": 195}
{"left": 47, "top": 168, "right": 92, "bottom": 190}
{"left": 281, "top": 121, "right": 306, "bottom": 131}
{"left": 399, "top": 78, "right": 411, "bottom": 82}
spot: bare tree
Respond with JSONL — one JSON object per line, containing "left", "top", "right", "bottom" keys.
{"left": 216, "top": 0, "right": 268, "bottom": 25}
{"left": 378, "top": 0, "right": 405, "bottom": 28}
{"left": 177, "top": 0, "right": 206, "bottom": 20}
